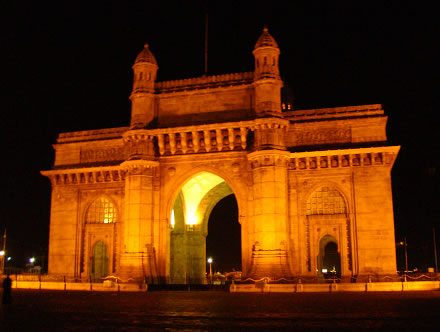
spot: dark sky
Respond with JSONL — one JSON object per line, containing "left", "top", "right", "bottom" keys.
{"left": 0, "top": 1, "right": 438, "bottom": 271}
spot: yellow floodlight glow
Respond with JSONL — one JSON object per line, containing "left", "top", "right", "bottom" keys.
{"left": 170, "top": 209, "right": 175, "bottom": 228}
{"left": 180, "top": 172, "right": 224, "bottom": 226}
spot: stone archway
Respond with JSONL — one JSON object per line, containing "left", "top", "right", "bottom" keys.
{"left": 169, "top": 171, "right": 239, "bottom": 284}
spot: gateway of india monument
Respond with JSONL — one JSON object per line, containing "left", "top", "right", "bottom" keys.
{"left": 41, "top": 27, "right": 400, "bottom": 284}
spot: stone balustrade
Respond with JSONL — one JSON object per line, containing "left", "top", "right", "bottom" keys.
{"left": 153, "top": 123, "right": 250, "bottom": 156}
{"left": 155, "top": 72, "right": 254, "bottom": 93}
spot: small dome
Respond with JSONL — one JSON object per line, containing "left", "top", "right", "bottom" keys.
{"left": 135, "top": 43, "right": 157, "bottom": 65}
{"left": 254, "top": 26, "right": 279, "bottom": 49}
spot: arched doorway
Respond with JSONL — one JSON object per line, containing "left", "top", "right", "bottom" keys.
{"left": 206, "top": 194, "right": 241, "bottom": 275}
{"left": 169, "top": 172, "right": 240, "bottom": 284}
{"left": 91, "top": 241, "right": 108, "bottom": 282}
{"left": 317, "top": 235, "right": 341, "bottom": 280}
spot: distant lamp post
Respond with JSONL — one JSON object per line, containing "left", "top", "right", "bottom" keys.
{"left": 0, "top": 250, "right": 4, "bottom": 274}
{"left": 0, "top": 229, "right": 5, "bottom": 275}
{"left": 398, "top": 237, "right": 409, "bottom": 277}
{"left": 29, "top": 257, "right": 36, "bottom": 264}
{"left": 207, "top": 257, "right": 213, "bottom": 282}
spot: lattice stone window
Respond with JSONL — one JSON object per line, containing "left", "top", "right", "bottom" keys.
{"left": 86, "top": 198, "right": 117, "bottom": 223}
{"left": 306, "top": 187, "right": 346, "bottom": 215}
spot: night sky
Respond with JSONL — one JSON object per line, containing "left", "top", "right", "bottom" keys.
{"left": 1, "top": 1, "right": 438, "bottom": 271}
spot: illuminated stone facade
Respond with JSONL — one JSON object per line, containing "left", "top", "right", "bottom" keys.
{"left": 42, "top": 28, "right": 399, "bottom": 283}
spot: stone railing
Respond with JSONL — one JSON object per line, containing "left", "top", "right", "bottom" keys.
{"left": 149, "top": 117, "right": 288, "bottom": 156}
{"left": 151, "top": 122, "right": 251, "bottom": 156}
{"left": 57, "top": 127, "right": 129, "bottom": 143}
{"left": 155, "top": 72, "right": 254, "bottom": 93}
{"left": 284, "top": 104, "right": 384, "bottom": 122}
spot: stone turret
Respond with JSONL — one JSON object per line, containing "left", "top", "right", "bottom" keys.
{"left": 130, "top": 43, "right": 158, "bottom": 128}
{"left": 253, "top": 27, "right": 283, "bottom": 117}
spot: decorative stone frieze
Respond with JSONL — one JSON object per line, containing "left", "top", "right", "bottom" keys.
{"left": 80, "top": 147, "right": 124, "bottom": 163}
{"left": 287, "top": 147, "right": 399, "bottom": 171}
{"left": 41, "top": 166, "right": 125, "bottom": 186}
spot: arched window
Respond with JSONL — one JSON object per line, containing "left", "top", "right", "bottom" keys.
{"left": 306, "top": 187, "right": 346, "bottom": 215}
{"left": 86, "top": 197, "right": 117, "bottom": 223}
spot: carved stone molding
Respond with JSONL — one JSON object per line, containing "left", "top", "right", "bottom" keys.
{"left": 123, "top": 129, "right": 155, "bottom": 160}
{"left": 41, "top": 166, "right": 125, "bottom": 186}
{"left": 295, "top": 128, "right": 351, "bottom": 145}
{"left": 247, "top": 150, "right": 290, "bottom": 169}
{"left": 288, "top": 146, "right": 400, "bottom": 171}
{"left": 80, "top": 147, "right": 124, "bottom": 164}
{"left": 120, "top": 160, "right": 159, "bottom": 176}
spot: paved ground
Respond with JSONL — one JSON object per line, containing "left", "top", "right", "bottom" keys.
{"left": 1, "top": 289, "right": 440, "bottom": 330}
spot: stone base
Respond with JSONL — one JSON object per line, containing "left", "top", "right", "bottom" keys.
{"left": 246, "top": 249, "right": 293, "bottom": 280}
{"left": 119, "top": 252, "right": 158, "bottom": 283}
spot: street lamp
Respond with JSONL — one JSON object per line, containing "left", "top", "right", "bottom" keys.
{"left": 207, "top": 257, "right": 213, "bottom": 281}
{"left": 0, "top": 250, "right": 4, "bottom": 275}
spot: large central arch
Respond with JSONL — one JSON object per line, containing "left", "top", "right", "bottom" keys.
{"left": 168, "top": 171, "right": 240, "bottom": 284}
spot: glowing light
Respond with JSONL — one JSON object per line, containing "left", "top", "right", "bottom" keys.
{"left": 322, "top": 268, "right": 327, "bottom": 273}
{"left": 207, "top": 257, "right": 213, "bottom": 264}
{"left": 180, "top": 172, "right": 224, "bottom": 225}
{"left": 7, "top": 256, "right": 11, "bottom": 261}
{"left": 186, "top": 214, "right": 198, "bottom": 226}
{"left": 29, "top": 257, "right": 35, "bottom": 263}
{"left": 0, "top": 250, "right": 4, "bottom": 256}
{"left": 170, "top": 209, "right": 175, "bottom": 228}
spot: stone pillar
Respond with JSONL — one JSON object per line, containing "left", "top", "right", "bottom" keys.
{"left": 119, "top": 129, "right": 159, "bottom": 283}
{"left": 247, "top": 150, "right": 292, "bottom": 279}
{"left": 120, "top": 160, "right": 159, "bottom": 283}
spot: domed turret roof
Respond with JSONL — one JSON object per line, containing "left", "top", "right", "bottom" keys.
{"left": 135, "top": 43, "right": 157, "bottom": 65}
{"left": 254, "top": 26, "right": 278, "bottom": 49}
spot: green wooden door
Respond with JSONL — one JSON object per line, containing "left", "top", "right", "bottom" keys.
{"left": 91, "top": 241, "right": 108, "bottom": 282}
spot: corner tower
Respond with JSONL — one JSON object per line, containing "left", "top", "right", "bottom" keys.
{"left": 130, "top": 43, "right": 158, "bottom": 128}
{"left": 253, "top": 27, "right": 283, "bottom": 117}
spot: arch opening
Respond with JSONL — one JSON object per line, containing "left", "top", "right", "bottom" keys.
{"left": 169, "top": 171, "right": 240, "bottom": 284}
{"left": 206, "top": 194, "right": 241, "bottom": 277}
{"left": 317, "top": 235, "right": 341, "bottom": 280}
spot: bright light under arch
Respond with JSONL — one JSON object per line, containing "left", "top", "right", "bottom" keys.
{"left": 179, "top": 172, "right": 225, "bottom": 225}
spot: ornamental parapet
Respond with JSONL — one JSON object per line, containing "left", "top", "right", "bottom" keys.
{"left": 150, "top": 120, "right": 254, "bottom": 156}
{"left": 130, "top": 117, "right": 290, "bottom": 156}
{"left": 287, "top": 146, "right": 400, "bottom": 171}
{"left": 155, "top": 72, "right": 254, "bottom": 93}
{"left": 284, "top": 104, "right": 384, "bottom": 122}
{"left": 57, "top": 127, "right": 129, "bottom": 143}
